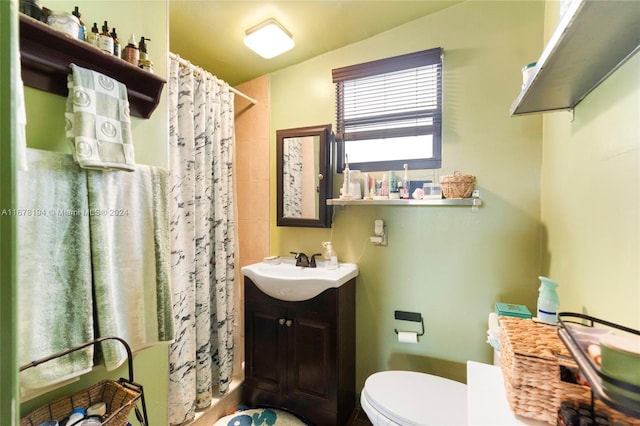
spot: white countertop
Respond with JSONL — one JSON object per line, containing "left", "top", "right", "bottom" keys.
{"left": 467, "top": 361, "right": 549, "bottom": 426}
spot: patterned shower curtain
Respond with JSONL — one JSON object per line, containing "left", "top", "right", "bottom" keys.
{"left": 167, "top": 55, "right": 236, "bottom": 425}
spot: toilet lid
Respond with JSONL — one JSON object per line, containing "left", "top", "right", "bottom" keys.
{"left": 363, "top": 371, "right": 468, "bottom": 425}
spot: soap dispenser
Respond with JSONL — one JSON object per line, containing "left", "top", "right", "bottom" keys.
{"left": 322, "top": 241, "right": 338, "bottom": 270}
{"left": 537, "top": 276, "right": 560, "bottom": 324}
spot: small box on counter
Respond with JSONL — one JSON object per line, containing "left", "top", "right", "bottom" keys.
{"left": 495, "top": 303, "right": 532, "bottom": 319}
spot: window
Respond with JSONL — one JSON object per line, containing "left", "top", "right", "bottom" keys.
{"left": 332, "top": 48, "right": 443, "bottom": 172}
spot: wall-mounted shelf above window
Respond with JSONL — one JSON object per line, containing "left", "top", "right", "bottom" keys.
{"left": 510, "top": 0, "right": 640, "bottom": 116}
{"left": 19, "top": 14, "right": 166, "bottom": 119}
{"left": 327, "top": 198, "right": 482, "bottom": 208}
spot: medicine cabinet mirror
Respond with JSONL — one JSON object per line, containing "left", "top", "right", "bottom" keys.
{"left": 277, "top": 124, "right": 333, "bottom": 228}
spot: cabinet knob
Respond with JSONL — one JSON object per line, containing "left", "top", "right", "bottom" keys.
{"left": 285, "top": 319, "right": 293, "bottom": 327}
{"left": 278, "top": 318, "right": 286, "bottom": 325}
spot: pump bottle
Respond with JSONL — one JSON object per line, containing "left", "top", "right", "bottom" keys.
{"left": 537, "top": 276, "right": 560, "bottom": 324}
{"left": 322, "top": 242, "right": 338, "bottom": 270}
{"left": 139, "top": 37, "right": 151, "bottom": 61}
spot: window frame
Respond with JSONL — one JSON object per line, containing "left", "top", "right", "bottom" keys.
{"left": 332, "top": 48, "right": 443, "bottom": 173}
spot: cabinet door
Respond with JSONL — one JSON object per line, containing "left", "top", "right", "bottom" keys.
{"left": 245, "top": 281, "right": 288, "bottom": 397}
{"left": 287, "top": 291, "right": 338, "bottom": 415}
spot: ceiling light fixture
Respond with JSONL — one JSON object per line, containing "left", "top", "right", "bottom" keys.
{"left": 244, "top": 19, "right": 295, "bottom": 59}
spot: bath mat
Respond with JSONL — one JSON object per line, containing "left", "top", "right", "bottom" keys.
{"left": 214, "top": 407, "right": 308, "bottom": 426}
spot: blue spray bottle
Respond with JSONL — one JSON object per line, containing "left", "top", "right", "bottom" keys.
{"left": 537, "top": 276, "right": 560, "bottom": 324}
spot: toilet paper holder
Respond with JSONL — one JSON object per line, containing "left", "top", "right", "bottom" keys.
{"left": 394, "top": 310, "right": 425, "bottom": 336}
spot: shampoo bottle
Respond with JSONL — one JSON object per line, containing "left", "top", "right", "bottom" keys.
{"left": 537, "top": 276, "right": 560, "bottom": 324}
{"left": 322, "top": 241, "right": 338, "bottom": 270}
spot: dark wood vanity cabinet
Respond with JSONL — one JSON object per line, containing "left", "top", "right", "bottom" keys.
{"left": 244, "top": 277, "right": 356, "bottom": 426}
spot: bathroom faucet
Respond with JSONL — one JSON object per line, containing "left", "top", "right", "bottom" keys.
{"left": 290, "top": 252, "right": 310, "bottom": 267}
{"left": 290, "top": 252, "right": 322, "bottom": 268}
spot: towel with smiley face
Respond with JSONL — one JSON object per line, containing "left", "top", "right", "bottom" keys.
{"left": 66, "top": 63, "right": 136, "bottom": 171}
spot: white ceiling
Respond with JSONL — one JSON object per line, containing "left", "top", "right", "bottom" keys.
{"left": 169, "top": 1, "right": 462, "bottom": 86}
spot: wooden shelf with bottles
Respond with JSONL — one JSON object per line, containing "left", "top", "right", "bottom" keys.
{"left": 19, "top": 13, "right": 165, "bottom": 119}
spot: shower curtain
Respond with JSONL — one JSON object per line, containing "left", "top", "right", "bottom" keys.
{"left": 167, "top": 55, "right": 236, "bottom": 425}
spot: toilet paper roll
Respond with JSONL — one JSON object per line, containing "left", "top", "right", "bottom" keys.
{"left": 397, "top": 331, "right": 418, "bottom": 343}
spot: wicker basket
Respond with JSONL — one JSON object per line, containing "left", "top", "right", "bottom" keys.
{"left": 440, "top": 171, "right": 476, "bottom": 199}
{"left": 20, "top": 379, "right": 141, "bottom": 426}
{"left": 499, "top": 317, "right": 639, "bottom": 425}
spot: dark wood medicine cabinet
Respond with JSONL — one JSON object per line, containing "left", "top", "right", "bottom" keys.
{"left": 19, "top": 13, "right": 165, "bottom": 119}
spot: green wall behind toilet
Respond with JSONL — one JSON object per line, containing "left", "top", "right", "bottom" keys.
{"left": 270, "top": 1, "right": 545, "bottom": 389}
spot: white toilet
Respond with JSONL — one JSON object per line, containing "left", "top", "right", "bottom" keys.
{"left": 360, "top": 370, "right": 468, "bottom": 425}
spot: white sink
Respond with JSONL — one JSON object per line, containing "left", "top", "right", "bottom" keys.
{"left": 241, "top": 258, "right": 359, "bottom": 301}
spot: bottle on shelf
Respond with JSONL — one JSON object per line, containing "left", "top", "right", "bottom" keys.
{"left": 110, "top": 27, "right": 120, "bottom": 57}
{"left": 88, "top": 22, "right": 99, "bottom": 47}
{"left": 401, "top": 163, "right": 410, "bottom": 199}
{"left": 98, "top": 21, "right": 114, "bottom": 54}
{"left": 121, "top": 33, "right": 139, "bottom": 66}
{"left": 137, "top": 37, "right": 153, "bottom": 72}
{"left": 139, "top": 36, "right": 150, "bottom": 61}
{"left": 71, "top": 6, "right": 86, "bottom": 41}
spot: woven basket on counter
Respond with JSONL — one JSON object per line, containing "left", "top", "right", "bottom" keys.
{"left": 499, "top": 317, "right": 639, "bottom": 425}
{"left": 440, "top": 171, "right": 476, "bottom": 199}
{"left": 20, "top": 379, "right": 141, "bottom": 426}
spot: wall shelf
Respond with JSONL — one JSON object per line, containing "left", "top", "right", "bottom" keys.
{"left": 510, "top": 0, "right": 640, "bottom": 116}
{"left": 327, "top": 198, "right": 482, "bottom": 207}
{"left": 19, "top": 13, "right": 165, "bottom": 119}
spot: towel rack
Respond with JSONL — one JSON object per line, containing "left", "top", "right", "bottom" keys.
{"left": 20, "top": 336, "right": 149, "bottom": 426}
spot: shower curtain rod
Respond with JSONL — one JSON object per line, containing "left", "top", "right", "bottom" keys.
{"left": 168, "top": 53, "right": 258, "bottom": 105}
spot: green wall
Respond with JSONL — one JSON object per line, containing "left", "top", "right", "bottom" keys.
{"left": 1, "top": 1, "right": 19, "bottom": 424}
{"left": 541, "top": 2, "right": 640, "bottom": 329}
{"left": 16, "top": 1, "right": 170, "bottom": 424}
{"left": 270, "top": 0, "right": 545, "bottom": 390}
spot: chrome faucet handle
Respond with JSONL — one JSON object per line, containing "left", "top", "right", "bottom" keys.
{"left": 309, "top": 253, "right": 322, "bottom": 268}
